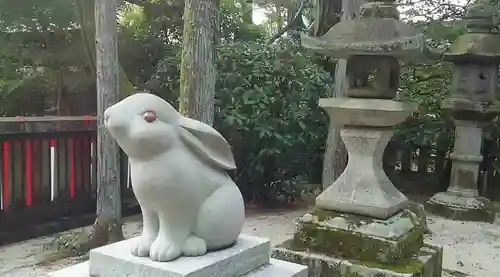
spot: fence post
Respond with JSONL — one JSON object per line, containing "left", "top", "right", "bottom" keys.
{"left": 400, "top": 145, "right": 412, "bottom": 174}
{"left": 417, "top": 146, "right": 430, "bottom": 174}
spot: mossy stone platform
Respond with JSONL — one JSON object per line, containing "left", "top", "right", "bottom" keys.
{"left": 272, "top": 244, "right": 442, "bottom": 277}
{"left": 271, "top": 208, "right": 443, "bottom": 277}
{"left": 426, "top": 192, "right": 495, "bottom": 223}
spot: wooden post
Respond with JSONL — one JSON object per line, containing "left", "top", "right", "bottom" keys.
{"left": 74, "top": 0, "right": 136, "bottom": 97}
{"left": 417, "top": 146, "right": 430, "bottom": 174}
{"left": 179, "top": 0, "right": 218, "bottom": 126}
{"left": 321, "top": 0, "right": 366, "bottom": 190}
{"left": 87, "top": 0, "right": 124, "bottom": 247}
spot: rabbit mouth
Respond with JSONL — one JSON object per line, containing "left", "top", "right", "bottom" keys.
{"left": 105, "top": 118, "right": 130, "bottom": 141}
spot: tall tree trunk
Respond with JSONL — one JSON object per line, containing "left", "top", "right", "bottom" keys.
{"left": 179, "top": 0, "right": 218, "bottom": 126}
{"left": 312, "top": 0, "right": 341, "bottom": 37}
{"left": 74, "top": 0, "right": 136, "bottom": 98}
{"left": 320, "top": 0, "right": 365, "bottom": 190}
{"left": 85, "top": 0, "right": 124, "bottom": 249}
{"left": 55, "top": 70, "right": 71, "bottom": 117}
{"left": 309, "top": 0, "right": 342, "bottom": 76}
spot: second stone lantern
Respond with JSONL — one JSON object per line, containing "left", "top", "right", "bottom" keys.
{"left": 272, "top": 1, "right": 443, "bottom": 276}
{"left": 427, "top": 0, "right": 500, "bottom": 223}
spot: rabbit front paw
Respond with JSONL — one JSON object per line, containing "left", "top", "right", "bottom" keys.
{"left": 182, "top": 235, "right": 207, "bottom": 257}
{"left": 131, "top": 235, "right": 155, "bottom": 257}
{"left": 149, "top": 237, "right": 181, "bottom": 262}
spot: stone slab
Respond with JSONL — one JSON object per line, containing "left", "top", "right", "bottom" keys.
{"left": 47, "top": 258, "right": 307, "bottom": 277}
{"left": 48, "top": 262, "right": 89, "bottom": 277}
{"left": 88, "top": 234, "right": 270, "bottom": 277}
{"left": 242, "top": 259, "right": 308, "bottom": 277}
{"left": 272, "top": 243, "right": 443, "bottom": 277}
{"left": 426, "top": 192, "right": 495, "bottom": 223}
{"left": 442, "top": 97, "right": 500, "bottom": 117}
{"left": 289, "top": 209, "right": 424, "bottom": 264}
{"left": 318, "top": 98, "right": 418, "bottom": 127}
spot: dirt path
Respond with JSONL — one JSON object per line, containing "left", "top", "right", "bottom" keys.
{"left": 0, "top": 205, "right": 499, "bottom": 277}
{"left": 0, "top": 208, "right": 306, "bottom": 277}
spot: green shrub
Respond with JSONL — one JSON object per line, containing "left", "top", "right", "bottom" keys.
{"left": 153, "top": 40, "right": 332, "bottom": 205}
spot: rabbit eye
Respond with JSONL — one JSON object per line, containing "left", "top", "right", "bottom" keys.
{"left": 143, "top": 111, "right": 157, "bottom": 123}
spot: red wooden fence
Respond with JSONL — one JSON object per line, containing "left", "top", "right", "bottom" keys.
{"left": 0, "top": 116, "right": 497, "bottom": 245}
{"left": 0, "top": 117, "right": 97, "bottom": 211}
{"left": 0, "top": 116, "right": 138, "bottom": 245}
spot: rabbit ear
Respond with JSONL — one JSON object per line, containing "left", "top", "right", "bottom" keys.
{"left": 178, "top": 116, "right": 237, "bottom": 170}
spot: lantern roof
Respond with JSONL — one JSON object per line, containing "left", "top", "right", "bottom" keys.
{"left": 300, "top": 0, "right": 429, "bottom": 60}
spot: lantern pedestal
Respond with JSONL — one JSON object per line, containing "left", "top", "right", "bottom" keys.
{"left": 316, "top": 98, "right": 416, "bottom": 219}
{"left": 427, "top": 120, "right": 496, "bottom": 223}
{"left": 272, "top": 209, "right": 442, "bottom": 277}
{"left": 316, "top": 126, "right": 408, "bottom": 219}
{"left": 272, "top": 98, "right": 442, "bottom": 277}
{"left": 427, "top": 192, "right": 495, "bottom": 223}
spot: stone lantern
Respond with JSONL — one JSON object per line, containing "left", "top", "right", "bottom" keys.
{"left": 272, "top": 1, "right": 443, "bottom": 276}
{"left": 426, "top": 0, "right": 500, "bottom": 223}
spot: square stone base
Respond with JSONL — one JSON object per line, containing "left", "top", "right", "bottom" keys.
{"left": 47, "top": 234, "right": 308, "bottom": 277}
{"left": 89, "top": 235, "right": 270, "bottom": 277}
{"left": 272, "top": 243, "right": 443, "bottom": 277}
{"left": 47, "top": 259, "right": 307, "bottom": 277}
{"left": 426, "top": 192, "right": 496, "bottom": 223}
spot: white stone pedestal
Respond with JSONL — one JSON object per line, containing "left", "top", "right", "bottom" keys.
{"left": 447, "top": 120, "right": 483, "bottom": 197}
{"left": 316, "top": 127, "right": 409, "bottom": 219}
{"left": 317, "top": 98, "right": 418, "bottom": 219}
{"left": 427, "top": 120, "right": 495, "bottom": 222}
{"left": 47, "top": 235, "right": 307, "bottom": 277}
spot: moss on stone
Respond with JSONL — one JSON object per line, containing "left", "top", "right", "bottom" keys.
{"left": 272, "top": 243, "right": 441, "bottom": 276}
{"left": 351, "top": 258, "right": 424, "bottom": 274}
{"left": 288, "top": 208, "right": 425, "bottom": 265}
{"left": 445, "top": 33, "right": 500, "bottom": 59}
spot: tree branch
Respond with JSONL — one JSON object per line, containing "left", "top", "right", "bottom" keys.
{"left": 267, "top": 0, "right": 311, "bottom": 44}
{"left": 410, "top": 74, "right": 446, "bottom": 84}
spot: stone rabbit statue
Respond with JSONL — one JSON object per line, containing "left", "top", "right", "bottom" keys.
{"left": 104, "top": 93, "right": 245, "bottom": 262}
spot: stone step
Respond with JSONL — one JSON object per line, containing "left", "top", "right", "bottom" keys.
{"left": 88, "top": 234, "right": 270, "bottom": 277}
{"left": 47, "top": 234, "right": 307, "bottom": 277}
{"left": 48, "top": 258, "right": 307, "bottom": 277}
{"left": 273, "top": 243, "right": 442, "bottom": 277}
{"left": 243, "top": 259, "right": 308, "bottom": 277}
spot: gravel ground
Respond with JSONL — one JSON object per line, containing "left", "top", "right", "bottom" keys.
{"left": 426, "top": 215, "right": 500, "bottom": 277}
{"left": 0, "top": 207, "right": 499, "bottom": 277}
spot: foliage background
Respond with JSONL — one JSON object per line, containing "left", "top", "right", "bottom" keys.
{"left": 1, "top": 0, "right": 499, "bottom": 202}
